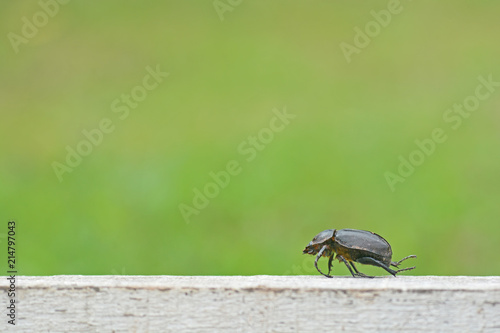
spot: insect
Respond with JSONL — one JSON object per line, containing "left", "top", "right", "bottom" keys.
{"left": 303, "top": 228, "right": 416, "bottom": 278}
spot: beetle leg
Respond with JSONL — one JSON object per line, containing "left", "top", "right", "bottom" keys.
{"left": 336, "top": 255, "right": 358, "bottom": 278}
{"left": 349, "top": 261, "right": 374, "bottom": 278}
{"left": 314, "top": 245, "right": 332, "bottom": 278}
{"left": 357, "top": 257, "right": 396, "bottom": 275}
{"left": 391, "top": 255, "right": 417, "bottom": 267}
{"left": 348, "top": 261, "right": 360, "bottom": 274}
{"left": 327, "top": 254, "right": 334, "bottom": 276}
{"left": 394, "top": 266, "right": 416, "bottom": 274}
{"left": 356, "top": 257, "right": 415, "bottom": 277}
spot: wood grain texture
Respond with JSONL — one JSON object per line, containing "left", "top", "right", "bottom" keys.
{"left": 1, "top": 275, "right": 499, "bottom": 332}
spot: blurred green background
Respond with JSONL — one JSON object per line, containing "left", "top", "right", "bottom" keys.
{"left": 1, "top": 1, "right": 499, "bottom": 276}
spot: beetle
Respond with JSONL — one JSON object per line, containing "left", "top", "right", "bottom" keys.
{"left": 303, "top": 228, "right": 416, "bottom": 278}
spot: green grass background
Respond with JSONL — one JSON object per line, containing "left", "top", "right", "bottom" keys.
{"left": 1, "top": 1, "right": 499, "bottom": 276}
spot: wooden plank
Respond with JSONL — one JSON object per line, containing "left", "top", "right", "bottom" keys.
{"left": 1, "top": 275, "right": 500, "bottom": 332}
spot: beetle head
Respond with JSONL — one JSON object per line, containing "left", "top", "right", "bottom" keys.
{"left": 302, "top": 229, "right": 335, "bottom": 255}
